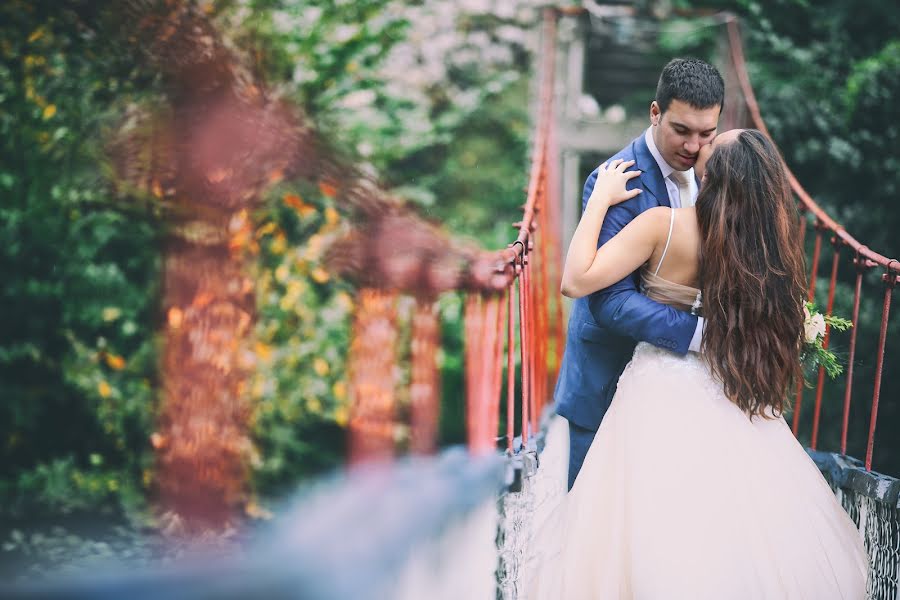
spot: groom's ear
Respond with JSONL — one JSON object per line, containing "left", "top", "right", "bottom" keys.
{"left": 650, "top": 101, "right": 661, "bottom": 126}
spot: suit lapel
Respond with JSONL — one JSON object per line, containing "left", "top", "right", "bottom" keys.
{"left": 633, "top": 134, "right": 670, "bottom": 208}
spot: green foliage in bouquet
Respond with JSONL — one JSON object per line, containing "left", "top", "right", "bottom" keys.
{"left": 801, "top": 302, "right": 852, "bottom": 381}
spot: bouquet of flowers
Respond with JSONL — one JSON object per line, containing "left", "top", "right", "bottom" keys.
{"left": 801, "top": 301, "right": 852, "bottom": 379}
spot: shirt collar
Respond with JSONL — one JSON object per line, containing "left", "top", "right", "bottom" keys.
{"left": 644, "top": 127, "right": 694, "bottom": 183}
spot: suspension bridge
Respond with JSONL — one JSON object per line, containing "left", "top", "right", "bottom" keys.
{"left": 6, "top": 4, "right": 900, "bottom": 600}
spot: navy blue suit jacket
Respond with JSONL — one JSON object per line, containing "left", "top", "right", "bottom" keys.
{"left": 554, "top": 133, "right": 698, "bottom": 431}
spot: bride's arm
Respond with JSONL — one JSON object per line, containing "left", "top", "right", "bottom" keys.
{"left": 560, "top": 159, "right": 665, "bottom": 298}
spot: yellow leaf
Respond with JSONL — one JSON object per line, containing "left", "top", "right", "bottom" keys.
{"left": 255, "top": 342, "right": 272, "bottom": 361}
{"left": 229, "top": 231, "right": 248, "bottom": 252}
{"left": 334, "top": 406, "right": 349, "bottom": 427}
{"left": 271, "top": 232, "right": 287, "bottom": 255}
{"left": 324, "top": 206, "right": 340, "bottom": 226}
{"left": 42, "top": 104, "right": 56, "bottom": 120}
{"left": 306, "top": 397, "right": 322, "bottom": 413}
{"left": 98, "top": 380, "right": 112, "bottom": 398}
{"left": 101, "top": 307, "right": 121, "bottom": 321}
{"left": 311, "top": 267, "right": 330, "bottom": 283}
{"left": 256, "top": 222, "right": 277, "bottom": 238}
{"left": 313, "top": 358, "right": 330, "bottom": 376}
{"left": 284, "top": 193, "right": 316, "bottom": 217}
{"left": 333, "top": 380, "right": 347, "bottom": 400}
{"left": 275, "top": 265, "right": 289, "bottom": 283}
{"left": 286, "top": 280, "right": 304, "bottom": 297}
{"left": 105, "top": 354, "right": 126, "bottom": 370}
{"left": 28, "top": 29, "right": 44, "bottom": 43}
{"left": 251, "top": 378, "right": 266, "bottom": 399}
{"left": 167, "top": 307, "right": 183, "bottom": 329}
{"left": 335, "top": 292, "right": 354, "bottom": 311}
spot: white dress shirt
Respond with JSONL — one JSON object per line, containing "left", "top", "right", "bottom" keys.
{"left": 644, "top": 128, "right": 705, "bottom": 352}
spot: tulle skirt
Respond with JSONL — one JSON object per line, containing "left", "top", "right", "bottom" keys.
{"left": 539, "top": 343, "right": 868, "bottom": 599}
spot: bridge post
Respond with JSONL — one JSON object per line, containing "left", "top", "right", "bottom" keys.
{"left": 865, "top": 267, "right": 898, "bottom": 471}
{"left": 841, "top": 250, "right": 874, "bottom": 454}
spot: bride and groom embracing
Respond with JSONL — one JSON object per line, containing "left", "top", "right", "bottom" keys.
{"left": 548, "top": 58, "right": 868, "bottom": 598}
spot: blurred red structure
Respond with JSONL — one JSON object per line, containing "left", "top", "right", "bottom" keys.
{"left": 108, "top": 1, "right": 303, "bottom": 531}
{"left": 104, "top": 0, "right": 565, "bottom": 528}
{"left": 335, "top": 9, "right": 564, "bottom": 462}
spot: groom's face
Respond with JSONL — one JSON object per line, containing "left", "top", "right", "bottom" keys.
{"left": 651, "top": 99, "right": 720, "bottom": 172}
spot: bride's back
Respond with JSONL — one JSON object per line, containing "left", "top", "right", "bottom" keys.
{"left": 644, "top": 206, "right": 701, "bottom": 288}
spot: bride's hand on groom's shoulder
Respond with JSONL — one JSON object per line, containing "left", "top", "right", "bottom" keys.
{"left": 588, "top": 158, "right": 643, "bottom": 209}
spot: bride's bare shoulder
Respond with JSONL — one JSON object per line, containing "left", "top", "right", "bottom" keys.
{"left": 673, "top": 207, "right": 702, "bottom": 245}
{"left": 640, "top": 205, "right": 675, "bottom": 227}
{"left": 631, "top": 206, "right": 675, "bottom": 243}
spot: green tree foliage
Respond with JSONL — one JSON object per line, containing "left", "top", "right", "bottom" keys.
{"left": 0, "top": 0, "right": 539, "bottom": 532}
{"left": 0, "top": 1, "right": 162, "bottom": 519}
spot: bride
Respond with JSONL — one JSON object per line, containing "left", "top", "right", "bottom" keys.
{"left": 545, "top": 129, "right": 868, "bottom": 598}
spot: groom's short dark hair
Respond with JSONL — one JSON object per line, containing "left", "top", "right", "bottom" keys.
{"left": 655, "top": 58, "right": 725, "bottom": 113}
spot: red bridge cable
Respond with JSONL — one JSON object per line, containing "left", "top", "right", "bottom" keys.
{"left": 726, "top": 17, "right": 897, "bottom": 468}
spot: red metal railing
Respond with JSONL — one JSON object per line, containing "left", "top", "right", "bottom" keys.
{"left": 345, "top": 9, "right": 895, "bottom": 476}
{"left": 343, "top": 8, "right": 563, "bottom": 461}
{"left": 726, "top": 18, "right": 899, "bottom": 470}
{"left": 464, "top": 7, "right": 563, "bottom": 455}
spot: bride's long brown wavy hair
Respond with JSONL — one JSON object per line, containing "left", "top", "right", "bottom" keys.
{"left": 696, "top": 129, "right": 807, "bottom": 417}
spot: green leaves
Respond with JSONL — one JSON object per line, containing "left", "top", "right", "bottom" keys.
{"left": 801, "top": 302, "right": 853, "bottom": 381}
{"left": 0, "top": 1, "right": 162, "bottom": 521}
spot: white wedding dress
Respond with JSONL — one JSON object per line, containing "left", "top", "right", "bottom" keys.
{"left": 539, "top": 243, "right": 869, "bottom": 598}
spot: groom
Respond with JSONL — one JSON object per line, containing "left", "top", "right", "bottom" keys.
{"left": 555, "top": 58, "right": 725, "bottom": 490}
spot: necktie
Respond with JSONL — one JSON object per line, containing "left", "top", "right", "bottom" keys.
{"left": 670, "top": 169, "right": 693, "bottom": 208}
